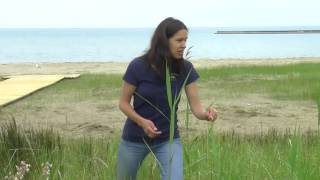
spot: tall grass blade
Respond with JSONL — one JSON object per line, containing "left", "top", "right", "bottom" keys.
{"left": 142, "top": 138, "right": 164, "bottom": 173}
{"left": 22, "top": 130, "right": 35, "bottom": 158}
{"left": 134, "top": 92, "right": 169, "bottom": 122}
{"left": 165, "top": 61, "right": 175, "bottom": 150}
{"left": 185, "top": 46, "right": 193, "bottom": 60}
{"left": 288, "top": 130, "right": 301, "bottom": 178}
{"left": 165, "top": 61, "right": 173, "bottom": 111}
{"left": 317, "top": 97, "right": 320, "bottom": 127}
{"left": 185, "top": 102, "right": 189, "bottom": 130}
{"left": 165, "top": 62, "right": 175, "bottom": 180}
{"left": 173, "top": 69, "right": 191, "bottom": 106}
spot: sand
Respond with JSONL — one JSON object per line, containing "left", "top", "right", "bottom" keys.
{"left": 1, "top": 57, "right": 319, "bottom": 76}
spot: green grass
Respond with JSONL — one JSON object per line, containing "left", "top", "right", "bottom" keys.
{"left": 1, "top": 120, "right": 320, "bottom": 179}
{"left": 198, "top": 62, "right": 320, "bottom": 100}
{"left": 1, "top": 62, "right": 320, "bottom": 179}
{"left": 21, "top": 73, "right": 122, "bottom": 103}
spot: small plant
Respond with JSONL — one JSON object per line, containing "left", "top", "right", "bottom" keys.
{"left": 164, "top": 48, "right": 193, "bottom": 179}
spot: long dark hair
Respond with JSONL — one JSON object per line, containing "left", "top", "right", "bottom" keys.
{"left": 140, "top": 17, "right": 188, "bottom": 80}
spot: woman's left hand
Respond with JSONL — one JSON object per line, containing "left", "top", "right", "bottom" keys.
{"left": 206, "top": 106, "right": 218, "bottom": 122}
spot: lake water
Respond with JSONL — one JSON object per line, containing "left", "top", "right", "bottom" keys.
{"left": 0, "top": 27, "right": 320, "bottom": 64}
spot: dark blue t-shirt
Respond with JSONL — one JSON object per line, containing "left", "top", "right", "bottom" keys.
{"left": 122, "top": 58, "right": 199, "bottom": 144}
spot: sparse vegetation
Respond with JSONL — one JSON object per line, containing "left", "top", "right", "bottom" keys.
{"left": 1, "top": 62, "right": 320, "bottom": 179}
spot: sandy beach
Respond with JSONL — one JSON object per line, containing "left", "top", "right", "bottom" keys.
{"left": 1, "top": 57, "right": 320, "bottom": 76}
{"left": 0, "top": 58, "right": 319, "bottom": 137}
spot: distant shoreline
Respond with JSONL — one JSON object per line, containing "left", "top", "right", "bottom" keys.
{"left": 215, "top": 30, "right": 320, "bottom": 34}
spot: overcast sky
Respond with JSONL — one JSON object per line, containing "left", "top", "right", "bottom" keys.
{"left": 1, "top": 0, "right": 319, "bottom": 28}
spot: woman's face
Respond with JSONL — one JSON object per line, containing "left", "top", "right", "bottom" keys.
{"left": 168, "top": 29, "right": 188, "bottom": 59}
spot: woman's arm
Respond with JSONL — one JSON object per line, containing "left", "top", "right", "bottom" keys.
{"left": 119, "top": 81, "right": 162, "bottom": 138}
{"left": 185, "top": 82, "right": 218, "bottom": 121}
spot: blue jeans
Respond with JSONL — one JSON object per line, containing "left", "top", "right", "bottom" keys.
{"left": 117, "top": 138, "right": 183, "bottom": 180}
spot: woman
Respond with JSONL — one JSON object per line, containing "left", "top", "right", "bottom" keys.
{"left": 117, "top": 17, "right": 218, "bottom": 180}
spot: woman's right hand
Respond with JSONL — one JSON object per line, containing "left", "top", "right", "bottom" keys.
{"left": 141, "top": 119, "right": 162, "bottom": 138}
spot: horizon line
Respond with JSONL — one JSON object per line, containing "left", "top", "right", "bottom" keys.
{"left": 1, "top": 25, "right": 320, "bottom": 29}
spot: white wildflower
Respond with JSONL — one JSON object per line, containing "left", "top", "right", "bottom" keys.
{"left": 42, "top": 162, "right": 52, "bottom": 180}
{"left": 4, "top": 161, "right": 31, "bottom": 180}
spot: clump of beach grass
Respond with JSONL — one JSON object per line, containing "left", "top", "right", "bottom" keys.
{"left": 1, "top": 117, "right": 320, "bottom": 179}
{"left": 0, "top": 118, "right": 61, "bottom": 179}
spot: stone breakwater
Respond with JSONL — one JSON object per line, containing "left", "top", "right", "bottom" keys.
{"left": 215, "top": 30, "right": 320, "bottom": 34}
